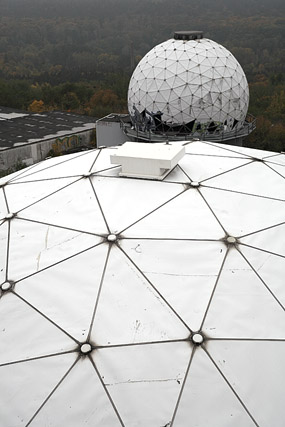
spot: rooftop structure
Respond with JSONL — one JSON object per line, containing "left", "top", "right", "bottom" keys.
{"left": 174, "top": 30, "right": 204, "bottom": 41}
{"left": 0, "top": 107, "right": 95, "bottom": 150}
{"left": 110, "top": 141, "right": 185, "bottom": 179}
{"left": 0, "top": 107, "right": 96, "bottom": 171}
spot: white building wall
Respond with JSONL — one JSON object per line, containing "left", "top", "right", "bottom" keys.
{"left": 0, "top": 129, "right": 94, "bottom": 172}
{"left": 96, "top": 119, "right": 128, "bottom": 147}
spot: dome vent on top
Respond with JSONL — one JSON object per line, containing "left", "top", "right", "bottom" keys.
{"left": 110, "top": 141, "right": 185, "bottom": 180}
{"left": 174, "top": 31, "right": 204, "bottom": 40}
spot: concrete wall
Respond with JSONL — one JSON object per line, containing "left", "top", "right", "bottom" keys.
{"left": 0, "top": 129, "right": 95, "bottom": 172}
{"left": 96, "top": 120, "right": 128, "bottom": 148}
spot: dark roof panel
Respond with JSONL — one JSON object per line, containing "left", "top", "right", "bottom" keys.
{"left": 0, "top": 107, "right": 96, "bottom": 149}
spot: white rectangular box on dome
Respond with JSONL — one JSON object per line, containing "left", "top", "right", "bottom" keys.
{"left": 110, "top": 141, "right": 185, "bottom": 180}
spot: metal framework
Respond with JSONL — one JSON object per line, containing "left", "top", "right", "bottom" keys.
{"left": 121, "top": 113, "right": 256, "bottom": 145}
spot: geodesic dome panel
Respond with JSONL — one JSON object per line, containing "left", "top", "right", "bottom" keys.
{"left": 128, "top": 38, "right": 249, "bottom": 130}
{"left": 0, "top": 142, "right": 285, "bottom": 426}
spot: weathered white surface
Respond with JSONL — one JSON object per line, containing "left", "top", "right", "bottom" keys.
{"left": 0, "top": 141, "right": 284, "bottom": 426}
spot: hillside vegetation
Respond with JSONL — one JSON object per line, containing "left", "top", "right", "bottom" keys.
{"left": 0, "top": 0, "right": 284, "bottom": 151}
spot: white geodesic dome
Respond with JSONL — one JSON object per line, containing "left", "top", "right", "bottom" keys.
{"left": 128, "top": 35, "right": 249, "bottom": 131}
{"left": 1, "top": 142, "right": 285, "bottom": 426}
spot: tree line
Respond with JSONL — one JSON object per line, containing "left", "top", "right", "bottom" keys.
{"left": 0, "top": 0, "right": 284, "bottom": 83}
{"left": 0, "top": 0, "right": 284, "bottom": 151}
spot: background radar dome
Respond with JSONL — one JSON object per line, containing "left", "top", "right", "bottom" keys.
{"left": 128, "top": 32, "right": 249, "bottom": 130}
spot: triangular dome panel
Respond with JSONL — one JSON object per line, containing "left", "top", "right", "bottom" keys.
{"left": 91, "top": 176, "right": 184, "bottom": 234}
{"left": 208, "top": 340, "right": 285, "bottom": 426}
{"left": 265, "top": 161, "right": 285, "bottom": 178}
{"left": 16, "top": 243, "right": 109, "bottom": 341}
{"left": 8, "top": 219, "right": 102, "bottom": 281}
{"left": 200, "top": 186, "right": 285, "bottom": 237}
{"left": 184, "top": 142, "right": 250, "bottom": 158}
{"left": 240, "top": 223, "right": 285, "bottom": 256}
{"left": 203, "top": 249, "right": 285, "bottom": 339}
{"left": 121, "top": 239, "right": 226, "bottom": 331}
{"left": 238, "top": 244, "right": 285, "bottom": 307}
{"left": 5, "top": 177, "right": 79, "bottom": 214}
{"left": 30, "top": 357, "right": 122, "bottom": 426}
{"left": 91, "top": 245, "right": 189, "bottom": 346}
{"left": 0, "top": 353, "right": 78, "bottom": 427}
{"left": 173, "top": 347, "right": 257, "bottom": 427}
{"left": 123, "top": 189, "right": 224, "bottom": 239}
{"left": 17, "top": 179, "right": 109, "bottom": 235}
{"left": 179, "top": 155, "right": 251, "bottom": 183}
{"left": 94, "top": 342, "right": 192, "bottom": 426}
{"left": 203, "top": 161, "right": 285, "bottom": 200}
{"left": 0, "top": 292, "right": 75, "bottom": 365}
{"left": 163, "top": 164, "right": 191, "bottom": 184}
{"left": 13, "top": 151, "right": 97, "bottom": 182}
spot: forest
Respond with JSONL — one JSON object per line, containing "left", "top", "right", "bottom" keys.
{"left": 0, "top": 0, "right": 284, "bottom": 152}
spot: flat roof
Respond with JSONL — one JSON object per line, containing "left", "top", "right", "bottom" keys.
{"left": 96, "top": 113, "right": 131, "bottom": 124}
{"left": 0, "top": 107, "right": 96, "bottom": 150}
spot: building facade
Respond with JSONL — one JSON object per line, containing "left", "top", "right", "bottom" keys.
{"left": 0, "top": 108, "right": 96, "bottom": 172}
